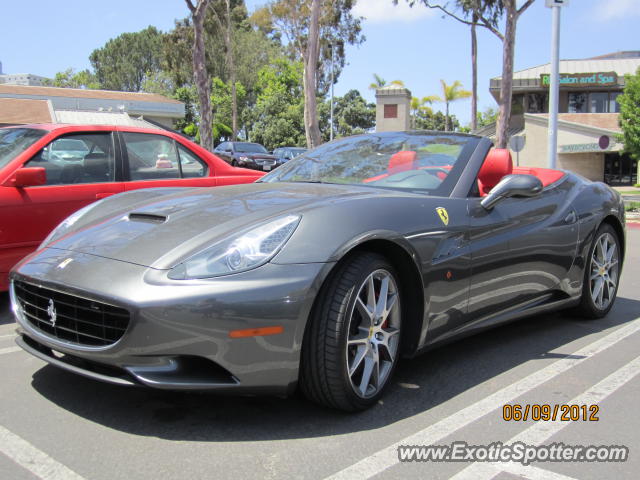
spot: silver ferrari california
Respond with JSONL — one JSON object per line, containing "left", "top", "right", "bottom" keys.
{"left": 10, "top": 131, "right": 625, "bottom": 411}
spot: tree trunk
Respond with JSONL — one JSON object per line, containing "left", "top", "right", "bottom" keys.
{"left": 470, "top": 12, "right": 478, "bottom": 132}
{"left": 445, "top": 101, "right": 450, "bottom": 132}
{"left": 224, "top": 0, "right": 238, "bottom": 141}
{"left": 496, "top": 1, "right": 517, "bottom": 149}
{"left": 303, "top": 0, "right": 322, "bottom": 148}
{"left": 189, "top": 0, "right": 213, "bottom": 151}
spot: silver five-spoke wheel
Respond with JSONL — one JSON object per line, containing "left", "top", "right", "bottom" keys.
{"left": 346, "top": 269, "right": 401, "bottom": 399}
{"left": 589, "top": 231, "right": 619, "bottom": 311}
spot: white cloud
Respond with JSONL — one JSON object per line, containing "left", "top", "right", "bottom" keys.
{"left": 596, "top": 0, "right": 640, "bottom": 20}
{"left": 353, "top": 0, "right": 435, "bottom": 23}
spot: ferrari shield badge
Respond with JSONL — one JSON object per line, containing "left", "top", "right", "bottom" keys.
{"left": 436, "top": 207, "right": 449, "bottom": 226}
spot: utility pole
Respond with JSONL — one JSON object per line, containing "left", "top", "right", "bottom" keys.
{"left": 330, "top": 43, "right": 335, "bottom": 141}
{"left": 546, "top": 0, "right": 569, "bottom": 169}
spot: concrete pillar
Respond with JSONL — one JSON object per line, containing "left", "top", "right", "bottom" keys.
{"left": 375, "top": 86, "right": 411, "bottom": 132}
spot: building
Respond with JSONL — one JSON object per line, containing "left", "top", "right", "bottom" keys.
{"left": 0, "top": 84, "right": 185, "bottom": 129}
{"left": 375, "top": 86, "right": 411, "bottom": 132}
{"left": 480, "top": 51, "right": 639, "bottom": 186}
{"left": 0, "top": 73, "right": 50, "bottom": 86}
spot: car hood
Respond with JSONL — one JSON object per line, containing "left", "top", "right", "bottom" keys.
{"left": 46, "top": 182, "right": 392, "bottom": 269}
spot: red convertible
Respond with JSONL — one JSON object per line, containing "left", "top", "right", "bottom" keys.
{"left": 0, "top": 124, "right": 263, "bottom": 291}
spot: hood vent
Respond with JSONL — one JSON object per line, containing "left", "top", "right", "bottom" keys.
{"left": 128, "top": 213, "right": 168, "bottom": 224}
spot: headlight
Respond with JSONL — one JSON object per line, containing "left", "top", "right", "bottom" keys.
{"left": 39, "top": 201, "right": 103, "bottom": 248}
{"left": 239, "top": 155, "right": 249, "bottom": 162}
{"left": 168, "top": 215, "right": 301, "bottom": 280}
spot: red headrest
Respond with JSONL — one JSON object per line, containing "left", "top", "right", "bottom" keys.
{"left": 389, "top": 151, "right": 417, "bottom": 172}
{"left": 478, "top": 149, "right": 513, "bottom": 191}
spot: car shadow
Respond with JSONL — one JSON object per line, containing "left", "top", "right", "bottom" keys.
{"left": 28, "top": 296, "right": 640, "bottom": 442}
{"left": 0, "top": 293, "right": 13, "bottom": 325}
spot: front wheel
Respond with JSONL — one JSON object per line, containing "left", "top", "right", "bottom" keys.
{"left": 573, "top": 223, "right": 621, "bottom": 319}
{"left": 300, "top": 252, "right": 402, "bottom": 411}
{"left": 231, "top": 159, "right": 238, "bottom": 167}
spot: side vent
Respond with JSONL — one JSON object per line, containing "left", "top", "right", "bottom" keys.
{"left": 128, "top": 213, "right": 168, "bottom": 223}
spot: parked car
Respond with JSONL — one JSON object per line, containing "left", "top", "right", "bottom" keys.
{"left": 213, "top": 141, "right": 279, "bottom": 171}
{"left": 272, "top": 147, "right": 307, "bottom": 164}
{"left": 10, "top": 131, "right": 625, "bottom": 411}
{"left": 0, "top": 123, "right": 263, "bottom": 291}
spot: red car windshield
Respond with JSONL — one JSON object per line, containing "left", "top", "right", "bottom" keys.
{"left": 0, "top": 128, "right": 47, "bottom": 170}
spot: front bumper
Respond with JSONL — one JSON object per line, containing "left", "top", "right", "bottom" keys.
{"left": 10, "top": 247, "right": 330, "bottom": 395}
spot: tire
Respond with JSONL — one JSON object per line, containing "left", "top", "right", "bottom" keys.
{"left": 231, "top": 160, "right": 238, "bottom": 167}
{"left": 572, "top": 223, "right": 621, "bottom": 319}
{"left": 300, "top": 252, "right": 402, "bottom": 411}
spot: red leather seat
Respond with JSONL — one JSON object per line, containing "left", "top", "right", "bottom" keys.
{"left": 478, "top": 149, "right": 513, "bottom": 196}
{"left": 362, "top": 151, "right": 417, "bottom": 183}
{"left": 388, "top": 151, "right": 417, "bottom": 173}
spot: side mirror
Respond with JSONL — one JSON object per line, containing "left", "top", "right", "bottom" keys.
{"left": 6, "top": 167, "right": 47, "bottom": 187}
{"left": 481, "top": 174, "right": 542, "bottom": 210}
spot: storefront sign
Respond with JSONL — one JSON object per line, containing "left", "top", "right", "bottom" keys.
{"left": 559, "top": 141, "right": 620, "bottom": 154}
{"left": 541, "top": 72, "right": 618, "bottom": 87}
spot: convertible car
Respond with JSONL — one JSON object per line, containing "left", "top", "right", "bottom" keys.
{"left": 10, "top": 131, "right": 625, "bottom": 411}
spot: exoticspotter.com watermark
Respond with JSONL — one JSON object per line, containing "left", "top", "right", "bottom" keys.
{"left": 398, "top": 441, "right": 628, "bottom": 465}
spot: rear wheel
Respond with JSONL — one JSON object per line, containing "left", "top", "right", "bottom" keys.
{"left": 573, "top": 224, "right": 620, "bottom": 319}
{"left": 300, "top": 253, "right": 402, "bottom": 411}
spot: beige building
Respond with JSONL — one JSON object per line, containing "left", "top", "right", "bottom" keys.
{"left": 375, "top": 85, "right": 411, "bottom": 132}
{"left": 480, "top": 51, "right": 639, "bottom": 185}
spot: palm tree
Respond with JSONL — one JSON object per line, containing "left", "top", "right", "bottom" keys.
{"left": 410, "top": 96, "right": 438, "bottom": 129}
{"left": 435, "top": 80, "right": 472, "bottom": 132}
{"left": 369, "top": 73, "right": 405, "bottom": 90}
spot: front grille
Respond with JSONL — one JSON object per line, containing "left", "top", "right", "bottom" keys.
{"left": 13, "top": 281, "right": 130, "bottom": 347}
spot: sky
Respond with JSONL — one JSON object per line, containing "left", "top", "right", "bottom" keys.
{"left": 0, "top": 0, "right": 637, "bottom": 126}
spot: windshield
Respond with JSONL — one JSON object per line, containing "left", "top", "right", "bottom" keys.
{"left": 261, "top": 132, "right": 477, "bottom": 195}
{"left": 235, "top": 142, "right": 268, "bottom": 154}
{"left": 0, "top": 128, "right": 47, "bottom": 170}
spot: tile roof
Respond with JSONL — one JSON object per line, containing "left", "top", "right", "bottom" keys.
{"left": 0, "top": 84, "right": 181, "bottom": 104}
{"left": 0, "top": 98, "right": 52, "bottom": 124}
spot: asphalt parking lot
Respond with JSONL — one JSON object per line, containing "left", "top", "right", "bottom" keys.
{"left": 1, "top": 229, "right": 639, "bottom": 480}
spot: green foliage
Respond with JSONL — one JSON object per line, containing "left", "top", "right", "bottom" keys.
{"left": 90, "top": 26, "right": 164, "bottom": 91}
{"left": 253, "top": 0, "right": 364, "bottom": 95}
{"left": 45, "top": 68, "right": 101, "bottom": 89}
{"left": 368, "top": 74, "right": 404, "bottom": 90}
{"left": 414, "top": 109, "right": 461, "bottom": 132}
{"left": 173, "top": 85, "right": 199, "bottom": 135}
{"left": 247, "top": 59, "right": 306, "bottom": 150}
{"left": 320, "top": 89, "right": 375, "bottom": 140}
{"left": 625, "top": 201, "right": 640, "bottom": 212}
{"left": 211, "top": 77, "right": 247, "bottom": 143}
{"left": 618, "top": 67, "right": 640, "bottom": 161}
{"left": 476, "top": 106, "right": 498, "bottom": 129}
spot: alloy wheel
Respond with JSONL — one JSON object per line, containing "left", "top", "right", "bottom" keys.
{"left": 590, "top": 232, "right": 619, "bottom": 310}
{"left": 345, "top": 269, "right": 401, "bottom": 399}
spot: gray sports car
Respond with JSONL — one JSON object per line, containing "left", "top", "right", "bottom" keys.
{"left": 10, "top": 131, "right": 625, "bottom": 411}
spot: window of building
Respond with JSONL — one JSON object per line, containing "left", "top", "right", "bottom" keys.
{"left": 526, "top": 93, "right": 548, "bottom": 113}
{"left": 568, "top": 93, "right": 588, "bottom": 113}
{"left": 589, "top": 92, "right": 609, "bottom": 113}
{"left": 384, "top": 104, "right": 398, "bottom": 119}
{"left": 609, "top": 92, "right": 621, "bottom": 113}
{"left": 569, "top": 91, "right": 622, "bottom": 113}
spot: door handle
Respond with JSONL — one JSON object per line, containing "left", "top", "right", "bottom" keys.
{"left": 96, "top": 193, "right": 115, "bottom": 199}
{"left": 564, "top": 210, "right": 577, "bottom": 224}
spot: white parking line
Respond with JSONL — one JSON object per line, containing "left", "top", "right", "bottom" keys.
{"left": 0, "top": 346, "right": 21, "bottom": 356}
{"left": 0, "top": 425, "right": 86, "bottom": 480}
{"left": 0, "top": 334, "right": 16, "bottom": 339}
{"left": 325, "top": 317, "right": 640, "bottom": 480}
{"left": 459, "top": 462, "right": 579, "bottom": 480}
{"left": 452, "top": 353, "right": 640, "bottom": 479}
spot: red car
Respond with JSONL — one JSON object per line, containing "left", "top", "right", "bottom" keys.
{"left": 0, "top": 124, "right": 263, "bottom": 291}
